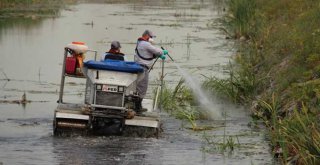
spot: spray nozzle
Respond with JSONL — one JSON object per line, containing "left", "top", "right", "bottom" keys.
{"left": 161, "top": 47, "right": 175, "bottom": 62}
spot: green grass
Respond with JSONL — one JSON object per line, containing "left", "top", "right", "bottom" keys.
{"left": 202, "top": 60, "right": 260, "bottom": 103}
{"left": 202, "top": 133, "right": 240, "bottom": 153}
{"left": 209, "top": 0, "right": 320, "bottom": 164}
{"left": 159, "top": 78, "right": 194, "bottom": 112}
{"left": 158, "top": 79, "right": 215, "bottom": 130}
{"left": 0, "top": 0, "right": 75, "bottom": 17}
{"left": 219, "top": 0, "right": 258, "bottom": 39}
{"left": 258, "top": 96, "right": 320, "bottom": 164}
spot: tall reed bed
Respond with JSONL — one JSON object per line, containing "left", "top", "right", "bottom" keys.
{"left": 202, "top": 61, "right": 259, "bottom": 103}
{"left": 0, "top": 0, "right": 72, "bottom": 8}
{"left": 209, "top": 0, "right": 320, "bottom": 164}
{"left": 259, "top": 95, "right": 320, "bottom": 164}
{"left": 220, "top": 0, "right": 258, "bottom": 39}
{"left": 0, "top": 0, "right": 75, "bottom": 17}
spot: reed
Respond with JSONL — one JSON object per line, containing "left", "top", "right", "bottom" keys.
{"left": 217, "top": 0, "right": 320, "bottom": 164}
{"left": 0, "top": 0, "right": 75, "bottom": 17}
{"left": 202, "top": 113, "right": 240, "bottom": 153}
{"left": 159, "top": 79, "right": 216, "bottom": 130}
{"left": 202, "top": 60, "right": 259, "bottom": 103}
{"left": 159, "top": 78, "right": 194, "bottom": 113}
{"left": 219, "top": 0, "right": 258, "bottom": 39}
{"left": 258, "top": 96, "right": 320, "bottom": 164}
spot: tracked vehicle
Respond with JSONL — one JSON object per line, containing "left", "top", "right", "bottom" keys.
{"left": 53, "top": 42, "right": 160, "bottom": 136}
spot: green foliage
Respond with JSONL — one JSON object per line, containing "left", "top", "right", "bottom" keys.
{"left": 219, "top": 0, "right": 320, "bottom": 164}
{"left": 159, "top": 79, "right": 198, "bottom": 125}
{"left": 202, "top": 133, "right": 240, "bottom": 153}
{"left": 0, "top": 0, "right": 75, "bottom": 17}
{"left": 174, "top": 107, "right": 199, "bottom": 130}
{"left": 160, "top": 78, "right": 194, "bottom": 112}
{"left": 290, "top": 80, "right": 320, "bottom": 110}
{"left": 220, "top": 0, "right": 258, "bottom": 39}
{"left": 258, "top": 98, "right": 320, "bottom": 164}
{"left": 203, "top": 60, "right": 259, "bottom": 103}
{"left": 159, "top": 79, "right": 214, "bottom": 130}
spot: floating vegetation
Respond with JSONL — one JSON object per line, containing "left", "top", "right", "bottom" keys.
{"left": 202, "top": 133, "right": 240, "bottom": 153}
{"left": 0, "top": 69, "right": 10, "bottom": 81}
{"left": 0, "top": 92, "right": 49, "bottom": 104}
{"left": 0, "top": 99, "right": 30, "bottom": 104}
{"left": 173, "top": 10, "right": 200, "bottom": 18}
{"left": 175, "top": 107, "right": 199, "bottom": 130}
{"left": 190, "top": 4, "right": 202, "bottom": 10}
{"left": 130, "top": 22, "right": 182, "bottom": 27}
{"left": 202, "top": 113, "right": 241, "bottom": 153}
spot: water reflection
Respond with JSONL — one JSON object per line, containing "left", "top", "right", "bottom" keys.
{"left": 0, "top": 18, "right": 44, "bottom": 42}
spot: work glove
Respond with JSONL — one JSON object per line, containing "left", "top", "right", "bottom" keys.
{"left": 160, "top": 54, "right": 166, "bottom": 60}
{"left": 162, "top": 49, "right": 169, "bottom": 55}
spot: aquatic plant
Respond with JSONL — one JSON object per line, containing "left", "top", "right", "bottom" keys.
{"left": 202, "top": 133, "right": 240, "bottom": 153}
{"left": 214, "top": 0, "right": 320, "bottom": 164}
{"left": 202, "top": 113, "right": 240, "bottom": 153}
{"left": 258, "top": 96, "right": 320, "bottom": 164}
{"left": 158, "top": 79, "right": 216, "bottom": 130}
{"left": 202, "top": 60, "right": 259, "bottom": 103}
{"left": 175, "top": 107, "right": 199, "bottom": 130}
{"left": 219, "top": 0, "right": 258, "bottom": 39}
{"left": 159, "top": 78, "right": 194, "bottom": 113}
{"left": 156, "top": 80, "right": 195, "bottom": 129}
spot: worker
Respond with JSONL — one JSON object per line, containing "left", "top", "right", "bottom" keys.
{"left": 134, "top": 29, "right": 168, "bottom": 112}
{"left": 101, "top": 41, "right": 125, "bottom": 61}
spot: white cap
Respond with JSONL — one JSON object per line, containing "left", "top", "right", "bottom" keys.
{"left": 142, "top": 30, "right": 156, "bottom": 38}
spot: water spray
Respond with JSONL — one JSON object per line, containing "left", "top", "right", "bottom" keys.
{"left": 148, "top": 47, "right": 174, "bottom": 73}
{"left": 162, "top": 47, "right": 221, "bottom": 119}
{"left": 149, "top": 47, "right": 221, "bottom": 119}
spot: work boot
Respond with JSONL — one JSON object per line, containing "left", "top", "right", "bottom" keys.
{"left": 135, "top": 98, "right": 148, "bottom": 114}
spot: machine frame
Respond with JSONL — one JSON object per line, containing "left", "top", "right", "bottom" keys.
{"left": 53, "top": 46, "right": 160, "bottom": 136}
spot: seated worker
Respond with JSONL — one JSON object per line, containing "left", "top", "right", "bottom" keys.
{"left": 101, "top": 41, "right": 126, "bottom": 61}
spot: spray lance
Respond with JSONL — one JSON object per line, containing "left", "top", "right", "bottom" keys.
{"left": 149, "top": 47, "right": 175, "bottom": 111}
{"left": 161, "top": 47, "right": 174, "bottom": 62}
{"left": 148, "top": 47, "right": 175, "bottom": 73}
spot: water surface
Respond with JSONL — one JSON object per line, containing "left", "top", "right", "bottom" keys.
{"left": 0, "top": 1, "right": 272, "bottom": 165}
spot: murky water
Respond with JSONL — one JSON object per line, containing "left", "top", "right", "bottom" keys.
{"left": 0, "top": 1, "right": 273, "bottom": 165}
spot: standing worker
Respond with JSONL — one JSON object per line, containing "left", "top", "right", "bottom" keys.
{"left": 134, "top": 30, "right": 168, "bottom": 112}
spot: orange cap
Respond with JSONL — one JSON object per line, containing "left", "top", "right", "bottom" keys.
{"left": 72, "top": 41, "right": 85, "bottom": 45}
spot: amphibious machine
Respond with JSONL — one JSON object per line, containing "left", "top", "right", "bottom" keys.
{"left": 53, "top": 42, "right": 160, "bottom": 136}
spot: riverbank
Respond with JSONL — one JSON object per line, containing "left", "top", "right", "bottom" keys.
{"left": 0, "top": 0, "right": 75, "bottom": 18}
{"left": 208, "top": 0, "right": 320, "bottom": 164}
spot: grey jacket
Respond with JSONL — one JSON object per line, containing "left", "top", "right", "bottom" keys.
{"left": 134, "top": 40, "right": 163, "bottom": 67}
